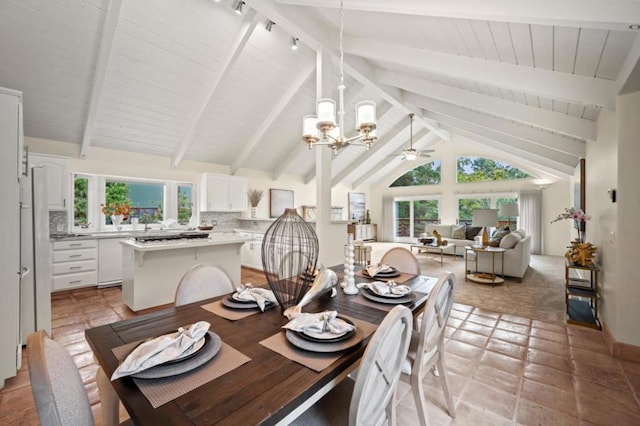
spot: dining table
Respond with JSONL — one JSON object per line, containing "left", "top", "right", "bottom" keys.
{"left": 85, "top": 266, "right": 438, "bottom": 425}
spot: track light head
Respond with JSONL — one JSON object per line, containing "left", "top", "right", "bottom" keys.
{"left": 265, "top": 19, "right": 275, "bottom": 32}
{"left": 233, "top": 0, "right": 244, "bottom": 15}
{"left": 291, "top": 37, "right": 298, "bottom": 50}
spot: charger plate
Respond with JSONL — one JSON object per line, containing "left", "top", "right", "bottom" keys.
{"left": 363, "top": 286, "right": 409, "bottom": 299}
{"left": 131, "top": 332, "right": 221, "bottom": 379}
{"left": 222, "top": 295, "right": 274, "bottom": 310}
{"left": 361, "top": 289, "right": 415, "bottom": 305}
{"left": 285, "top": 327, "right": 364, "bottom": 353}
{"left": 297, "top": 317, "right": 356, "bottom": 343}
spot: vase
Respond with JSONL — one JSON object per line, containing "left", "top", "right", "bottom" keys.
{"left": 251, "top": 207, "right": 257, "bottom": 218}
{"left": 111, "top": 214, "right": 123, "bottom": 229}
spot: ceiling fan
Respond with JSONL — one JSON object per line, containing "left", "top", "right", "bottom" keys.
{"left": 390, "top": 113, "right": 435, "bottom": 161}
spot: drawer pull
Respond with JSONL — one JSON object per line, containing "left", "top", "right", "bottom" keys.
{"left": 69, "top": 280, "right": 81, "bottom": 284}
{"left": 69, "top": 254, "right": 82, "bottom": 258}
{"left": 70, "top": 243, "right": 82, "bottom": 247}
{"left": 69, "top": 266, "right": 82, "bottom": 270}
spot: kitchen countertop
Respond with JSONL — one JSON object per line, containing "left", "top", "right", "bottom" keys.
{"left": 49, "top": 229, "right": 239, "bottom": 242}
{"left": 120, "top": 234, "right": 246, "bottom": 252}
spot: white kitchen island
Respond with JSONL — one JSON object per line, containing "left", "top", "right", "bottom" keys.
{"left": 120, "top": 235, "right": 246, "bottom": 311}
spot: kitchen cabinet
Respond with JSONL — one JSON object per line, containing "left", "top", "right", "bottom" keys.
{"left": 239, "top": 231, "right": 264, "bottom": 270}
{"left": 51, "top": 239, "right": 98, "bottom": 291}
{"left": 98, "top": 238, "right": 126, "bottom": 285}
{"left": 347, "top": 224, "right": 377, "bottom": 242}
{"left": 29, "top": 154, "right": 69, "bottom": 210}
{"left": 200, "top": 174, "right": 248, "bottom": 212}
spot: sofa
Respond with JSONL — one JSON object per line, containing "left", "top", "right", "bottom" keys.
{"left": 465, "top": 231, "right": 531, "bottom": 281}
{"left": 422, "top": 224, "right": 531, "bottom": 281}
{"left": 423, "top": 224, "right": 484, "bottom": 255}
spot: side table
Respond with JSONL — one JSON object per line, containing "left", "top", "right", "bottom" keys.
{"left": 565, "top": 259, "right": 600, "bottom": 329}
{"left": 464, "top": 246, "right": 506, "bottom": 287}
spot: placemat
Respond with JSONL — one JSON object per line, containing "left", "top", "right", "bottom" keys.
{"left": 351, "top": 291, "right": 426, "bottom": 312}
{"left": 355, "top": 270, "right": 416, "bottom": 284}
{"left": 112, "top": 340, "right": 251, "bottom": 408}
{"left": 200, "top": 300, "right": 263, "bottom": 321}
{"left": 259, "top": 316, "right": 377, "bottom": 372}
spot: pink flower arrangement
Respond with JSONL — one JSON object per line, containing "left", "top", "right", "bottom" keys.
{"left": 551, "top": 207, "right": 590, "bottom": 243}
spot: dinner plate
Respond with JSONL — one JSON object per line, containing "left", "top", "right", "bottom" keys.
{"left": 230, "top": 293, "right": 260, "bottom": 303}
{"left": 286, "top": 327, "right": 364, "bottom": 353}
{"left": 163, "top": 334, "right": 206, "bottom": 364}
{"left": 222, "top": 295, "right": 274, "bottom": 310}
{"left": 364, "top": 268, "right": 401, "bottom": 278}
{"left": 363, "top": 286, "right": 409, "bottom": 299}
{"left": 361, "top": 288, "right": 415, "bottom": 305}
{"left": 131, "top": 332, "right": 222, "bottom": 379}
{"left": 297, "top": 317, "right": 356, "bottom": 343}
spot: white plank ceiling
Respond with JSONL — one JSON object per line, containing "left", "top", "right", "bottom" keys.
{"left": 1, "top": 0, "right": 639, "bottom": 187}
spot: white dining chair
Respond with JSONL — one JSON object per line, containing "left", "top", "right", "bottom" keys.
{"left": 380, "top": 247, "right": 421, "bottom": 275}
{"left": 174, "top": 263, "right": 235, "bottom": 306}
{"left": 394, "top": 271, "right": 457, "bottom": 425}
{"left": 27, "top": 330, "right": 133, "bottom": 426}
{"left": 292, "top": 305, "right": 413, "bottom": 426}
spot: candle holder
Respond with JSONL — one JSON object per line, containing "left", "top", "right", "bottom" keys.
{"left": 342, "top": 234, "right": 358, "bottom": 294}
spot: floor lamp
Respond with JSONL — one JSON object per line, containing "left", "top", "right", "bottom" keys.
{"left": 499, "top": 203, "right": 519, "bottom": 230}
{"left": 473, "top": 209, "right": 498, "bottom": 246}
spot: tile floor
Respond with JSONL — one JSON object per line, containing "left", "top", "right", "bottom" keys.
{"left": 1, "top": 272, "right": 640, "bottom": 425}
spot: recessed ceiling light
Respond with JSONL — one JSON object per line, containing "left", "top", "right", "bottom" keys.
{"left": 629, "top": 24, "right": 640, "bottom": 30}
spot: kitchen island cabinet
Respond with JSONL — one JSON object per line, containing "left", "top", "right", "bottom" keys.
{"left": 120, "top": 236, "right": 245, "bottom": 311}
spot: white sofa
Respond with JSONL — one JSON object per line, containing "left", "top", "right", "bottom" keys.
{"left": 423, "top": 224, "right": 483, "bottom": 255}
{"left": 465, "top": 232, "right": 531, "bottom": 281}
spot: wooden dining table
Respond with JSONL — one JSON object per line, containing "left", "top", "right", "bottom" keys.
{"left": 85, "top": 268, "right": 437, "bottom": 425}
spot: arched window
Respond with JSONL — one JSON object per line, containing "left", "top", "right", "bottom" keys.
{"left": 456, "top": 156, "right": 531, "bottom": 183}
{"left": 389, "top": 160, "right": 441, "bottom": 187}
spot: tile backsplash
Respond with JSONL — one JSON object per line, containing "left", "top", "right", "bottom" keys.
{"left": 49, "top": 210, "right": 68, "bottom": 234}
{"left": 200, "top": 212, "right": 241, "bottom": 231}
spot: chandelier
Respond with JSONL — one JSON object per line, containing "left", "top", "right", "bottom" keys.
{"left": 302, "top": 0, "right": 377, "bottom": 153}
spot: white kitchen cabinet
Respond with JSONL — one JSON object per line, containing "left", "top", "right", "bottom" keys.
{"left": 98, "top": 238, "right": 126, "bottom": 285}
{"left": 347, "top": 224, "right": 377, "bottom": 241}
{"left": 51, "top": 239, "right": 98, "bottom": 291}
{"left": 240, "top": 232, "right": 264, "bottom": 270}
{"left": 29, "top": 154, "right": 69, "bottom": 210}
{"left": 200, "top": 174, "right": 248, "bottom": 212}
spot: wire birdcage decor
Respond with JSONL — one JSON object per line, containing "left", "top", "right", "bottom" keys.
{"left": 262, "top": 208, "right": 319, "bottom": 312}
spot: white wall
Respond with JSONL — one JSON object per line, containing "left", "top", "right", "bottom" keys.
{"left": 367, "top": 136, "right": 571, "bottom": 254}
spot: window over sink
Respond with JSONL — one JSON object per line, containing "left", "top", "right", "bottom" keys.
{"left": 72, "top": 174, "right": 195, "bottom": 232}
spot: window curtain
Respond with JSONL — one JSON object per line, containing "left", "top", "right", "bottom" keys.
{"left": 519, "top": 190, "right": 542, "bottom": 254}
{"left": 381, "top": 196, "right": 395, "bottom": 242}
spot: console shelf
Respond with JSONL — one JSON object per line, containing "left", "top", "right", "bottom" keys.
{"left": 565, "top": 259, "right": 600, "bottom": 329}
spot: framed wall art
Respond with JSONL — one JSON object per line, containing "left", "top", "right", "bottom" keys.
{"left": 348, "top": 192, "right": 366, "bottom": 222}
{"left": 270, "top": 189, "right": 294, "bottom": 218}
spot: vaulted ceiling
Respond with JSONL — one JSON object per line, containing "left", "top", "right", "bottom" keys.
{"left": 1, "top": 0, "right": 639, "bottom": 187}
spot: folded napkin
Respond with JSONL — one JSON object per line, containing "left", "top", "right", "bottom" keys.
{"left": 283, "top": 311, "right": 355, "bottom": 335}
{"left": 111, "top": 321, "right": 210, "bottom": 380}
{"left": 357, "top": 281, "right": 412, "bottom": 296}
{"left": 234, "top": 284, "right": 277, "bottom": 311}
{"left": 365, "top": 263, "right": 392, "bottom": 277}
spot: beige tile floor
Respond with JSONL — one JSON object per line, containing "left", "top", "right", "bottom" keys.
{"left": 1, "top": 268, "right": 639, "bottom": 425}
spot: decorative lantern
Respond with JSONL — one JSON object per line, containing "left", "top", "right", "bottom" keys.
{"left": 261, "top": 209, "right": 319, "bottom": 312}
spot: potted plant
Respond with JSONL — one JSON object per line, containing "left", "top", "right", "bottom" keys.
{"left": 247, "top": 189, "right": 264, "bottom": 218}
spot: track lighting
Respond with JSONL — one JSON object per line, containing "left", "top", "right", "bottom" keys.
{"left": 233, "top": 0, "right": 244, "bottom": 15}
{"left": 291, "top": 37, "right": 298, "bottom": 50}
{"left": 265, "top": 19, "right": 275, "bottom": 32}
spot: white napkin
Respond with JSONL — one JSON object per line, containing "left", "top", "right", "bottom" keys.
{"left": 111, "top": 321, "right": 210, "bottom": 380}
{"left": 283, "top": 311, "right": 355, "bottom": 335}
{"left": 234, "top": 284, "right": 277, "bottom": 311}
{"left": 365, "top": 263, "right": 392, "bottom": 277}
{"left": 357, "top": 281, "right": 412, "bottom": 296}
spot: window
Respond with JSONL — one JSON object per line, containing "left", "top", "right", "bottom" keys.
{"left": 104, "top": 180, "right": 165, "bottom": 225}
{"left": 394, "top": 198, "right": 440, "bottom": 241}
{"left": 73, "top": 176, "right": 89, "bottom": 227}
{"left": 177, "top": 184, "right": 193, "bottom": 225}
{"left": 457, "top": 156, "right": 531, "bottom": 183}
{"left": 458, "top": 198, "right": 490, "bottom": 225}
{"left": 389, "top": 160, "right": 441, "bottom": 187}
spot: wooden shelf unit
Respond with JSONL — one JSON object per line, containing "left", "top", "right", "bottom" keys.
{"left": 565, "top": 259, "right": 600, "bottom": 329}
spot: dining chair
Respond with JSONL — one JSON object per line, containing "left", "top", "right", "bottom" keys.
{"left": 174, "top": 263, "right": 235, "bottom": 306}
{"left": 393, "top": 271, "right": 457, "bottom": 425}
{"left": 292, "top": 305, "right": 413, "bottom": 425}
{"left": 380, "top": 247, "right": 421, "bottom": 275}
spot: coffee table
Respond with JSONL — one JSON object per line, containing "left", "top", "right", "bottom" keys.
{"left": 411, "top": 243, "right": 453, "bottom": 265}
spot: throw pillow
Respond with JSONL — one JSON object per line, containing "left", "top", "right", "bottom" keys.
{"left": 451, "top": 224, "right": 466, "bottom": 239}
{"left": 465, "top": 226, "right": 483, "bottom": 240}
{"left": 491, "top": 226, "right": 510, "bottom": 238}
{"left": 488, "top": 228, "right": 510, "bottom": 247}
{"left": 500, "top": 232, "right": 521, "bottom": 249}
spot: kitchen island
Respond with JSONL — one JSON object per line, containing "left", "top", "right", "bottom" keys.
{"left": 120, "top": 234, "right": 246, "bottom": 311}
